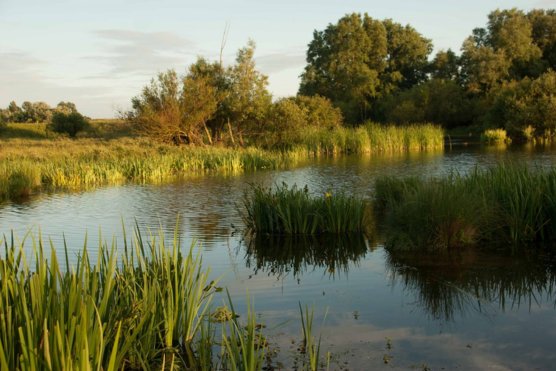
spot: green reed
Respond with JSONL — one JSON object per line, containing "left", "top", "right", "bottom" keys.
{"left": 299, "top": 302, "right": 328, "bottom": 371}
{"left": 481, "top": 129, "right": 509, "bottom": 143}
{"left": 374, "top": 163, "right": 556, "bottom": 251}
{"left": 287, "top": 122, "right": 444, "bottom": 154}
{"left": 239, "top": 183, "right": 370, "bottom": 235}
{"left": 0, "top": 222, "right": 232, "bottom": 370}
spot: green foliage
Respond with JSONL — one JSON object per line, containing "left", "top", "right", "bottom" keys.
{"left": 295, "top": 95, "right": 343, "bottom": 129}
{"left": 239, "top": 183, "right": 370, "bottom": 235}
{"left": 48, "top": 112, "right": 89, "bottom": 137}
{"left": 129, "top": 40, "right": 271, "bottom": 147}
{"left": 264, "top": 95, "right": 343, "bottom": 148}
{"left": 299, "top": 13, "right": 432, "bottom": 124}
{"left": 484, "top": 70, "right": 556, "bottom": 139}
{"left": 375, "top": 79, "right": 481, "bottom": 128}
{"left": 129, "top": 66, "right": 220, "bottom": 145}
{"left": 1, "top": 101, "right": 79, "bottom": 124}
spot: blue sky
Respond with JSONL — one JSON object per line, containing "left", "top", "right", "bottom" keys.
{"left": 0, "top": 0, "right": 551, "bottom": 118}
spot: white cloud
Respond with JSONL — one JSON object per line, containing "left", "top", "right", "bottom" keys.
{"left": 89, "top": 29, "right": 200, "bottom": 76}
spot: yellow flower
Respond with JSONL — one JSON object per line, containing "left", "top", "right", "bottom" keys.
{"left": 325, "top": 193, "right": 332, "bottom": 198}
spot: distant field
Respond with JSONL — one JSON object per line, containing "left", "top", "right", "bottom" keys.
{"left": 0, "top": 119, "right": 133, "bottom": 140}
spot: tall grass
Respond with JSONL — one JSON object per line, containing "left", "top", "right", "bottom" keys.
{"left": 0, "top": 222, "right": 334, "bottom": 370}
{"left": 288, "top": 122, "right": 444, "bottom": 154}
{"left": 299, "top": 302, "right": 328, "bottom": 371}
{"left": 0, "top": 222, "right": 270, "bottom": 370}
{"left": 374, "top": 163, "right": 556, "bottom": 251}
{"left": 0, "top": 122, "right": 443, "bottom": 201}
{"left": 239, "top": 183, "right": 371, "bottom": 235}
{"left": 481, "top": 129, "right": 509, "bottom": 143}
{"left": 0, "top": 138, "right": 305, "bottom": 200}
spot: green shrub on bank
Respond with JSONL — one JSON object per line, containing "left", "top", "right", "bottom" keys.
{"left": 48, "top": 112, "right": 90, "bottom": 137}
{"left": 240, "top": 183, "right": 370, "bottom": 235}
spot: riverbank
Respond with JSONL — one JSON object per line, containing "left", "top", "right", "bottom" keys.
{"left": 0, "top": 123, "right": 444, "bottom": 201}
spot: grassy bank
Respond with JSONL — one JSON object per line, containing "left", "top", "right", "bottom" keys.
{"left": 374, "top": 163, "right": 556, "bottom": 251}
{"left": 0, "top": 123, "right": 444, "bottom": 201}
{"left": 0, "top": 225, "right": 330, "bottom": 370}
{"left": 0, "top": 138, "right": 304, "bottom": 199}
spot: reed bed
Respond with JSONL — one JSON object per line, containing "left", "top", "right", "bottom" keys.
{"left": 240, "top": 183, "right": 371, "bottom": 235}
{"left": 0, "top": 122, "right": 443, "bottom": 201}
{"left": 0, "top": 223, "right": 335, "bottom": 370}
{"left": 481, "top": 129, "right": 509, "bottom": 143}
{"left": 0, "top": 224, "right": 272, "bottom": 370}
{"left": 289, "top": 122, "right": 444, "bottom": 154}
{"left": 0, "top": 138, "right": 304, "bottom": 200}
{"left": 374, "top": 163, "right": 556, "bottom": 251}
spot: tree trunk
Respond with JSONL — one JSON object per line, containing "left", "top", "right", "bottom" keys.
{"left": 203, "top": 122, "right": 213, "bottom": 145}
{"left": 227, "top": 118, "right": 236, "bottom": 147}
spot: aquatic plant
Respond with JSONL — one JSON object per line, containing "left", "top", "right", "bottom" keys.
{"left": 374, "top": 163, "right": 556, "bottom": 250}
{"left": 239, "top": 183, "right": 370, "bottom": 235}
{"left": 299, "top": 302, "right": 328, "bottom": 371}
{"left": 481, "top": 129, "right": 509, "bottom": 143}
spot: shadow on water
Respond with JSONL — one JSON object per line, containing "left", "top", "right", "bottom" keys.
{"left": 384, "top": 248, "right": 556, "bottom": 324}
{"left": 241, "top": 233, "right": 375, "bottom": 280}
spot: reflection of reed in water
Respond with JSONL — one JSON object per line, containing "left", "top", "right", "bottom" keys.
{"left": 242, "top": 234, "right": 374, "bottom": 279}
{"left": 385, "top": 249, "right": 556, "bottom": 323}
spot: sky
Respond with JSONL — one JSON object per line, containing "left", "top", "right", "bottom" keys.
{"left": 0, "top": 0, "right": 552, "bottom": 118}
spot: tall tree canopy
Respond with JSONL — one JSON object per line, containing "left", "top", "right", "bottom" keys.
{"left": 299, "top": 13, "right": 432, "bottom": 124}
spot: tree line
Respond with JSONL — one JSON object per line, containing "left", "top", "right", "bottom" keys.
{"left": 0, "top": 101, "right": 80, "bottom": 123}
{"left": 300, "top": 8, "right": 556, "bottom": 138}
{"left": 0, "top": 101, "right": 90, "bottom": 137}
{"left": 124, "top": 40, "right": 343, "bottom": 147}
{"left": 128, "top": 8, "right": 556, "bottom": 145}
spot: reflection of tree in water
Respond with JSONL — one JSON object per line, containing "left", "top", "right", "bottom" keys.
{"left": 385, "top": 249, "right": 556, "bottom": 324}
{"left": 242, "top": 234, "right": 375, "bottom": 279}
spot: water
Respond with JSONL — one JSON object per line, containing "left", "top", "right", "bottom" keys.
{"left": 2, "top": 142, "right": 556, "bottom": 370}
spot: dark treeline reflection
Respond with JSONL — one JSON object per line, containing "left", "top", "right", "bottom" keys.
{"left": 385, "top": 249, "right": 556, "bottom": 323}
{"left": 242, "top": 234, "right": 373, "bottom": 279}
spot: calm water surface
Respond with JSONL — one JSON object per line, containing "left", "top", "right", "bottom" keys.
{"left": 2, "top": 142, "right": 556, "bottom": 370}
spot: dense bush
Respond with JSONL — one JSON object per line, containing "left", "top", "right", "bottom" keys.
{"left": 48, "top": 112, "right": 90, "bottom": 137}
{"left": 265, "top": 95, "right": 344, "bottom": 148}
{"left": 484, "top": 70, "right": 556, "bottom": 139}
{"left": 375, "top": 79, "right": 482, "bottom": 128}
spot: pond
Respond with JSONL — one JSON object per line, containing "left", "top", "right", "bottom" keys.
{"left": 2, "top": 142, "right": 556, "bottom": 370}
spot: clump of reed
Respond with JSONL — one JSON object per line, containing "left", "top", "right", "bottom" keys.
{"left": 376, "top": 174, "right": 493, "bottom": 251}
{"left": 481, "top": 129, "right": 510, "bottom": 143}
{"left": 0, "top": 223, "right": 275, "bottom": 370}
{"left": 239, "top": 183, "right": 371, "bottom": 235}
{"left": 374, "top": 163, "right": 556, "bottom": 251}
{"left": 291, "top": 122, "right": 444, "bottom": 154}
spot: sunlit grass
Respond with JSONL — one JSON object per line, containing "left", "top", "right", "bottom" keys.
{"left": 240, "top": 183, "right": 371, "bottom": 235}
{"left": 481, "top": 129, "right": 510, "bottom": 143}
{"left": 374, "top": 163, "right": 556, "bottom": 250}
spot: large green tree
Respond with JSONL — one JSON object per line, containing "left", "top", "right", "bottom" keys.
{"left": 299, "top": 13, "right": 432, "bottom": 124}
